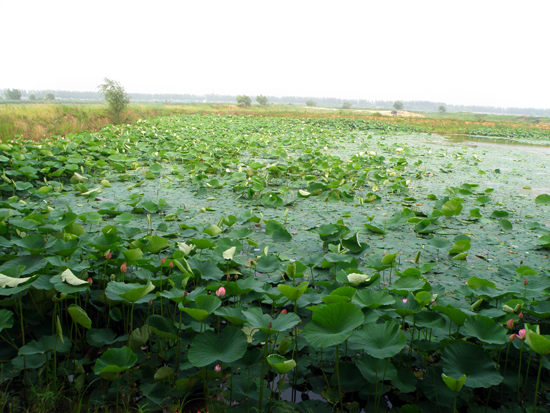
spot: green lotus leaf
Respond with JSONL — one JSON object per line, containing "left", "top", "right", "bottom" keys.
{"left": 348, "top": 321, "right": 407, "bottom": 358}
{"left": 267, "top": 354, "right": 297, "bottom": 374}
{"left": 68, "top": 304, "right": 92, "bottom": 329}
{"left": 188, "top": 326, "right": 247, "bottom": 367}
{"left": 93, "top": 346, "right": 138, "bottom": 379}
{"left": 441, "top": 342, "right": 502, "bottom": 388}
{"left": 462, "top": 314, "right": 507, "bottom": 345}
{"left": 19, "top": 334, "right": 72, "bottom": 355}
{"left": 303, "top": 302, "right": 364, "bottom": 348}
{"left": 147, "top": 315, "right": 179, "bottom": 339}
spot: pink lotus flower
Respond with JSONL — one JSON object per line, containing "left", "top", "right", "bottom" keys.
{"left": 87, "top": 277, "right": 93, "bottom": 285}
{"left": 281, "top": 309, "right": 288, "bottom": 314}
{"left": 402, "top": 298, "right": 407, "bottom": 303}
{"left": 120, "top": 262, "right": 127, "bottom": 273}
{"left": 214, "top": 364, "right": 221, "bottom": 373}
{"left": 169, "top": 261, "right": 174, "bottom": 269}
{"left": 517, "top": 329, "right": 526, "bottom": 340}
{"left": 216, "top": 286, "right": 226, "bottom": 297}
{"left": 506, "top": 318, "right": 514, "bottom": 329}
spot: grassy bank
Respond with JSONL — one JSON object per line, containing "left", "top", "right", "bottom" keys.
{"left": 1, "top": 102, "right": 550, "bottom": 142}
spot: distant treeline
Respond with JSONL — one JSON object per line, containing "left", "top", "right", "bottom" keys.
{"left": 3, "top": 89, "right": 550, "bottom": 117}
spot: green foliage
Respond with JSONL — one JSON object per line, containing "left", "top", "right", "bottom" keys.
{"left": 45, "top": 93, "right": 55, "bottom": 101}
{"left": 29, "top": 94, "right": 36, "bottom": 101}
{"left": 305, "top": 99, "right": 317, "bottom": 107}
{"left": 342, "top": 101, "right": 352, "bottom": 109}
{"left": 236, "top": 95, "right": 251, "bottom": 107}
{"left": 4, "top": 88, "right": 22, "bottom": 100}
{"left": 255, "top": 94, "right": 268, "bottom": 105}
{"left": 98, "top": 78, "right": 130, "bottom": 124}
{"left": 438, "top": 104, "right": 447, "bottom": 114}
{"left": 393, "top": 100, "right": 404, "bottom": 110}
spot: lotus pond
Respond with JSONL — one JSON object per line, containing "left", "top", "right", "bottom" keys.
{"left": 1, "top": 114, "right": 550, "bottom": 413}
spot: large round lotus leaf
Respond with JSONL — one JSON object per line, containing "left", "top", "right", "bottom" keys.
{"left": 413, "top": 311, "right": 446, "bottom": 330}
{"left": 348, "top": 321, "right": 407, "bottom": 358}
{"left": 214, "top": 306, "right": 248, "bottom": 326}
{"left": 356, "top": 354, "right": 397, "bottom": 383}
{"left": 303, "top": 302, "right": 364, "bottom": 348}
{"left": 93, "top": 346, "right": 138, "bottom": 378}
{"left": 352, "top": 290, "right": 395, "bottom": 309}
{"left": 188, "top": 326, "right": 247, "bottom": 367}
{"left": 86, "top": 328, "right": 127, "bottom": 347}
{"left": 462, "top": 314, "right": 507, "bottom": 345}
{"left": 182, "top": 295, "right": 221, "bottom": 322}
{"left": 256, "top": 255, "right": 280, "bottom": 273}
{"left": 18, "top": 334, "right": 72, "bottom": 356}
{"left": 242, "top": 307, "right": 300, "bottom": 333}
{"left": 147, "top": 315, "right": 179, "bottom": 339}
{"left": 441, "top": 342, "right": 503, "bottom": 388}
{"left": 433, "top": 305, "right": 468, "bottom": 327}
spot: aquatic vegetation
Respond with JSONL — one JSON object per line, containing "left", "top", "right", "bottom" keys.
{"left": 0, "top": 114, "right": 549, "bottom": 412}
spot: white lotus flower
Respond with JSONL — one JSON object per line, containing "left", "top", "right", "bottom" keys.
{"left": 347, "top": 273, "right": 370, "bottom": 286}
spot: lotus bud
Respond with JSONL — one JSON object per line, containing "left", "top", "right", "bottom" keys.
{"left": 214, "top": 364, "right": 221, "bottom": 373}
{"left": 87, "top": 277, "right": 93, "bottom": 285}
{"left": 216, "top": 286, "right": 226, "bottom": 297}
{"left": 161, "top": 257, "right": 166, "bottom": 265}
{"left": 402, "top": 298, "right": 407, "bottom": 303}
{"left": 148, "top": 298, "right": 153, "bottom": 306}
{"left": 235, "top": 274, "right": 238, "bottom": 279}
{"left": 524, "top": 279, "right": 528, "bottom": 285}
{"left": 121, "top": 262, "right": 127, "bottom": 273}
{"left": 105, "top": 251, "right": 112, "bottom": 260}
{"left": 184, "top": 291, "right": 188, "bottom": 297}
{"left": 506, "top": 318, "right": 514, "bottom": 329}
{"left": 519, "top": 312, "right": 524, "bottom": 319}
{"left": 227, "top": 274, "right": 231, "bottom": 280}
{"left": 281, "top": 309, "right": 287, "bottom": 314}
{"left": 169, "top": 261, "right": 174, "bottom": 269}
{"left": 517, "top": 329, "right": 526, "bottom": 340}
{"left": 509, "top": 334, "right": 516, "bottom": 342}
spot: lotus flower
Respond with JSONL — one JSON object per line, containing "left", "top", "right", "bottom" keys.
{"left": 214, "top": 364, "right": 221, "bottom": 373}
{"left": 216, "top": 286, "right": 226, "bottom": 297}
{"left": 517, "top": 329, "right": 526, "bottom": 340}
{"left": 506, "top": 318, "right": 514, "bottom": 329}
{"left": 120, "top": 262, "right": 127, "bottom": 273}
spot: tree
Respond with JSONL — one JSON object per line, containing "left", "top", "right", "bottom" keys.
{"left": 305, "top": 99, "right": 317, "bottom": 107}
{"left": 438, "top": 105, "right": 447, "bottom": 114}
{"left": 393, "top": 101, "right": 404, "bottom": 110}
{"left": 236, "top": 95, "right": 251, "bottom": 107}
{"left": 4, "top": 89, "right": 22, "bottom": 101}
{"left": 256, "top": 95, "right": 268, "bottom": 106}
{"left": 342, "top": 101, "right": 352, "bottom": 109}
{"left": 29, "top": 94, "right": 36, "bottom": 101}
{"left": 45, "top": 93, "right": 55, "bottom": 101}
{"left": 98, "top": 78, "right": 130, "bottom": 124}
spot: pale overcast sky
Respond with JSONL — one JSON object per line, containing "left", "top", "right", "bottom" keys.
{"left": 1, "top": 0, "right": 548, "bottom": 108}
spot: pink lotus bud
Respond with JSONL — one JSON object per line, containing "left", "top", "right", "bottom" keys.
{"left": 235, "top": 274, "right": 238, "bottom": 279}
{"left": 281, "top": 309, "right": 288, "bottom": 314}
{"left": 148, "top": 298, "right": 153, "bottom": 306}
{"left": 105, "top": 251, "right": 112, "bottom": 260}
{"left": 509, "top": 334, "right": 516, "bottom": 342}
{"left": 402, "top": 298, "right": 407, "bottom": 303}
{"left": 161, "top": 257, "right": 166, "bottom": 265}
{"left": 519, "top": 312, "right": 524, "bottom": 319}
{"left": 184, "top": 291, "right": 188, "bottom": 297}
{"left": 216, "top": 286, "right": 226, "bottom": 297}
{"left": 524, "top": 279, "right": 528, "bottom": 285}
{"left": 87, "top": 277, "right": 93, "bottom": 285}
{"left": 169, "top": 261, "right": 174, "bottom": 269}
{"left": 268, "top": 322, "right": 272, "bottom": 328}
{"left": 120, "top": 262, "right": 127, "bottom": 273}
{"left": 517, "top": 329, "right": 526, "bottom": 340}
{"left": 214, "top": 364, "right": 221, "bottom": 373}
{"left": 506, "top": 318, "right": 514, "bottom": 329}
{"left": 227, "top": 274, "right": 231, "bottom": 280}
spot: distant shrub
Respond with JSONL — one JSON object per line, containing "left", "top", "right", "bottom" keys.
{"left": 236, "top": 95, "right": 252, "bottom": 107}
{"left": 256, "top": 95, "right": 268, "bottom": 106}
{"left": 393, "top": 101, "right": 404, "bottom": 110}
{"left": 438, "top": 105, "right": 447, "bottom": 114}
{"left": 306, "top": 99, "right": 317, "bottom": 107}
{"left": 342, "top": 101, "right": 352, "bottom": 109}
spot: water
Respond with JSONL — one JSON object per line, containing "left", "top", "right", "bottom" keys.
{"left": 439, "top": 134, "right": 550, "bottom": 154}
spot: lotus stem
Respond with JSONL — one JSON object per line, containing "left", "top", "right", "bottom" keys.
{"left": 533, "top": 356, "right": 544, "bottom": 413}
